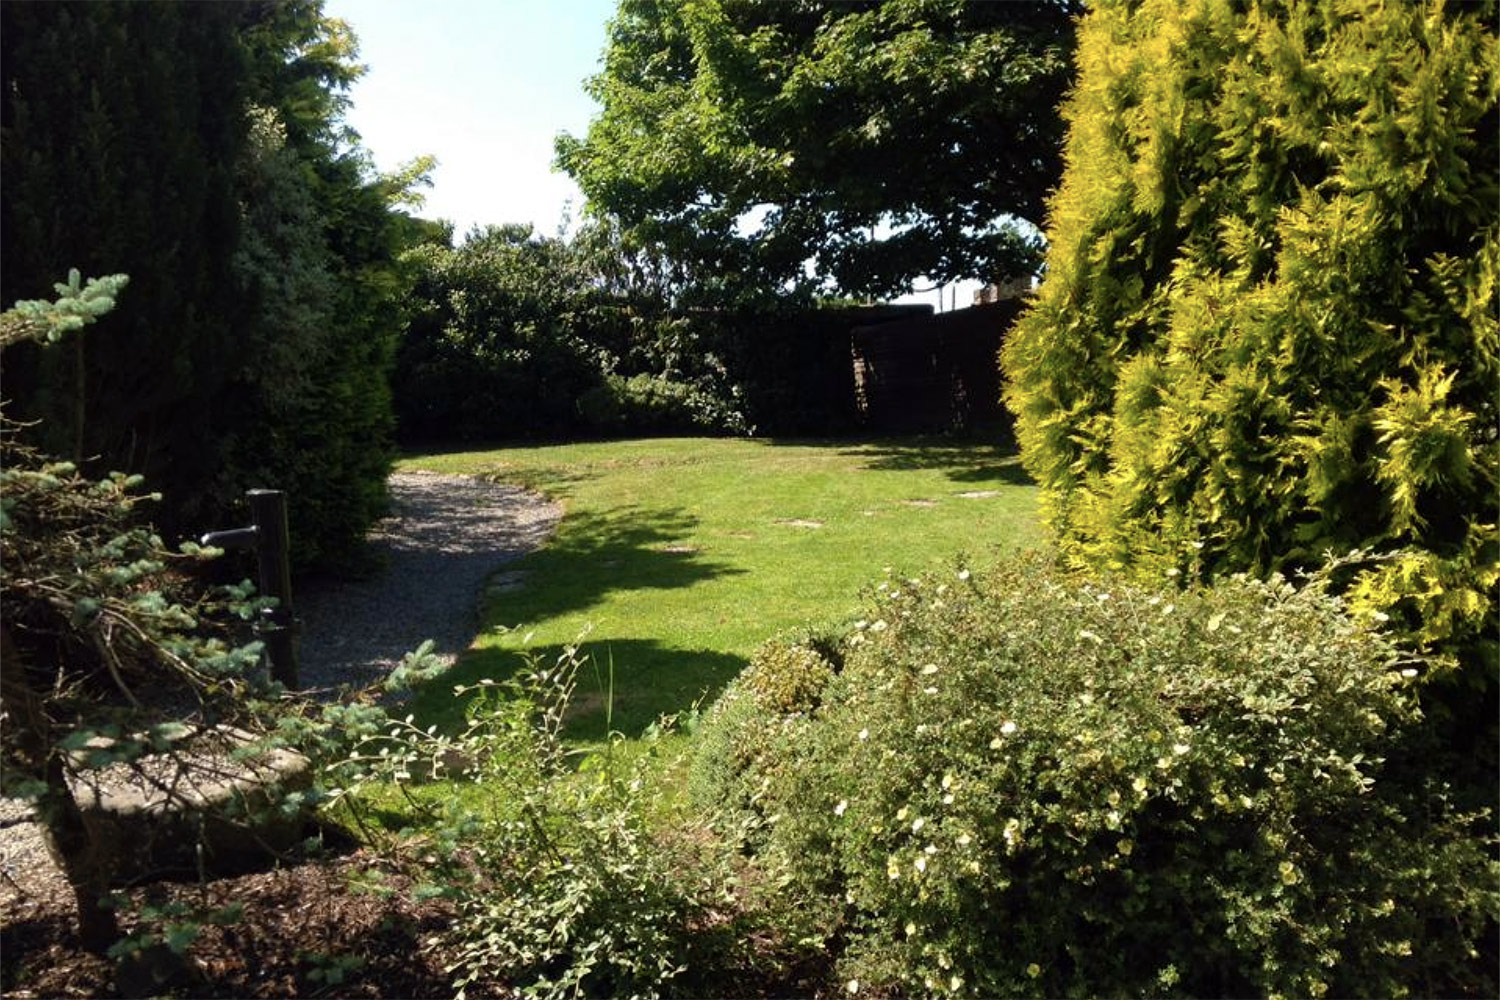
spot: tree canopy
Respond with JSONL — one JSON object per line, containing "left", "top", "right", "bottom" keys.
{"left": 557, "top": 0, "right": 1081, "bottom": 300}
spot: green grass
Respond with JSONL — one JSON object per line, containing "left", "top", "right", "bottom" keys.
{"left": 402, "top": 437, "right": 1040, "bottom": 738}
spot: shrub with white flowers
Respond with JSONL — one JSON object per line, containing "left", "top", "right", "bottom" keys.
{"left": 696, "top": 553, "right": 1498, "bottom": 998}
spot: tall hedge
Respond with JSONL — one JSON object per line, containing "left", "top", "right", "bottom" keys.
{"left": 1003, "top": 0, "right": 1498, "bottom": 690}
{"left": 0, "top": 1, "right": 412, "bottom": 572}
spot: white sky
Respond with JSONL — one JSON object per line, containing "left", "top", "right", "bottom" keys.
{"left": 326, "top": 0, "right": 974, "bottom": 308}
{"left": 326, "top": 0, "right": 615, "bottom": 238}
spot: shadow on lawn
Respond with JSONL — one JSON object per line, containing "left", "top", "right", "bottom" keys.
{"left": 409, "top": 502, "right": 749, "bottom": 731}
{"left": 840, "top": 437, "right": 1033, "bottom": 486}
{"left": 498, "top": 503, "right": 747, "bottom": 618}
{"left": 422, "top": 638, "right": 748, "bottom": 741}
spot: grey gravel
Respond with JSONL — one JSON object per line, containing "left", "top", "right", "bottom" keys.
{"left": 295, "top": 470, "right": 561, "bottom": 691}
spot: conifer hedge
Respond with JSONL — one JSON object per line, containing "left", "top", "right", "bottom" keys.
{"left": 1003, "top": 0, "right": 1498, "bottom": 689}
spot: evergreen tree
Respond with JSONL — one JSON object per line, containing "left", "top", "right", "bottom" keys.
{"left": 1, "top": 0, "right": 425, "bottom": 571}
{"left": 1, "top": 1, "right": 246, "bottom": 520}
{"left": 1003, "top": 1, "right": 1497, "bottom": 697}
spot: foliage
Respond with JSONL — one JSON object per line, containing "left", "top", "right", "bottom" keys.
{"left": 331, "top": 643, "right": 748, "bottom": 1000}
{"left": 0, "top": 276, "right": 279, "bottom": 951}
{"left": 558, "top": 0, "right": 1081, "bottom": 299}
{"left": 394, "top": 223, "right": 749, "bottom": 443}
{"left": 740, "top": 635, "right": 838, "bottom": 715}
{"left": 576, "top": 372, "right": 749, "bottom": 437}
{"left": 1, "top": 0, "right": 425, "bottom": 571}
{"left": 694, "top": 553, "right": 1499, "bottom": 998}
{"left": 1001, "top": 0, "right": 1499, "bottom": 698}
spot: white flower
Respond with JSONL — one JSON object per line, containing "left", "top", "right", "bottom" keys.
{"left": 914, "top": 855, "right": 928, "bottom": 873}
{"left": 923, "top": 685, "right": 939, "bottom": 695}
{"left": 857, "top": 727, "right": 870, "bottom": 741}
{"left": 846, "top": 979, "right": 860, "bottom": 994}
{"left": 957, "top": 569, "right": 971, "bottom": 581}
{"left": 950, "top": 975, "right": 964, "bottom": 992}
{"left": 921, "top": 663, "right": 940, "bottom": 675}
{"left": 1000, "top": 720, "right": 1017, "bottom": 735}
{"left": 912, "top": 817, "right": 925, "bottom": 833}
{"left": 834, "top": 800, "right": 848, "bottom": 816}
{"left": 941, "top": 773, "right": 955, "bottom": 789}
{"left": 957, "top": 832, "right": 972, "bottom": 847}
{"left": 905, "top": 921, "right": 917, "bottom": 936}
{"left": 871, "top": 620, "right": 889, "bottom": 632}
{"left": 1173, "top": 742, "right": 1190, "bottom": 755}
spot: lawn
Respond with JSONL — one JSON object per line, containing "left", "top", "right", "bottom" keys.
{"left": 403, "top": 436, "right": 1040, "bottom": 738}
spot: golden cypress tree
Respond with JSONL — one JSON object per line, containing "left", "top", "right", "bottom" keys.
{"left": 1004, "top": 0, "right": 1497, "bottom": 689}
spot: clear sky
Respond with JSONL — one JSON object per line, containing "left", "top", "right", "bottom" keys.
{"left": 325, "top": 0, "right": 617, "bottom": 239}
{"left": 324, "top": 0, "right": 973, "bottom": 308}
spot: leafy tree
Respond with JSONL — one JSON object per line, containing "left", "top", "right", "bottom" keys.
{"left": 558, "top": 0, "right": 1080, "bottom": 299}
{"left": 1003, "top": 1, "right": 1498, "bottom": 704}
{"left": 395, "top": 224, "right": 611, "bottom": 441}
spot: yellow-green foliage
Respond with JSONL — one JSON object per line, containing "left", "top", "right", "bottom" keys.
{"left": 743, "top": 638, "right": 837, "bottom": 715}
{"left": 1002, "top": 0, "right": 1498, "bottom": 681}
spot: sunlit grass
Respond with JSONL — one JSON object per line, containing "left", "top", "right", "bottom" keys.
{"left": 401, "top": 436, "right": 1040, "bottom": 739}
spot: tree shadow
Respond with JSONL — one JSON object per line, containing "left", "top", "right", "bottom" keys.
{"left": 834, "top": 436, "right": 1034, "bottom": 485}
{"left": 405, "top": 501, "right": 748, "bottom": 731}
{"left": 487, "top": 503, "right": 747, "bottom": 621}
{"left": 416, "top": 637, "right": 749, "bottom": 741}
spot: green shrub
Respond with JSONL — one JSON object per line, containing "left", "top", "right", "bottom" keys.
{"left": 688, "top": 634, "right": 839, "bottom": 828}
{"left": 1001, "top": 0, "right": 1498, "bottom": 691}
{"left": 743, "top": 637, "right": 838, "bottom": 716}
{"left": 707, "top": 554, "right": 1497, "bottom": 999}
{"left": 576, "top": 372, "right": 747, "bottom": 437}
{"left": 335, "top": 643, "right": 749, "bottom": 1000}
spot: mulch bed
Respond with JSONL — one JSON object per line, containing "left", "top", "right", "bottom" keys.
{"left": 1, "top": 850, "right": 483, "bottom": 999}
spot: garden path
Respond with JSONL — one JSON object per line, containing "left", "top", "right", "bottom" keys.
{"left": 296, "top": 471, "right": 562, "bottom": 692}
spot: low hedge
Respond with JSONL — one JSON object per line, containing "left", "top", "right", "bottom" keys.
{"left": 692, "top": 554, "right": 1498, "bottom": 998}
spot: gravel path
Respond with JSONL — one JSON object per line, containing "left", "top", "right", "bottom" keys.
{"left": 296, "top": 471, "right": 562, "bottom": 691}
{"left": 1, "top": 471, "right": 561, "bottom": 910}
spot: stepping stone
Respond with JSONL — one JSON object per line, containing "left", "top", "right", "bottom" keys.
{"left": 775, "top": 518, "right": 824, "bottom": 528}
{"left": 902, "top": 499, "right": 939, "bottom": 508}
{"left": 956, "top": 490, "right": 1001, "bottom": 499}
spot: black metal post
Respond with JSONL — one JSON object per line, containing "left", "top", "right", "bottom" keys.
{"left": 247, "top": 490, "right": 299, "bottom": 689}
{"left": 201, "top": 490, "right": 300, "bottom": 689}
